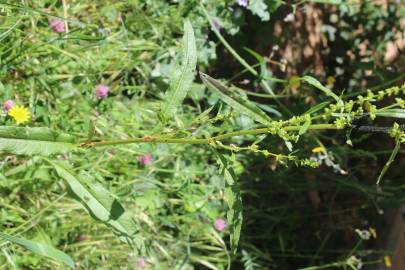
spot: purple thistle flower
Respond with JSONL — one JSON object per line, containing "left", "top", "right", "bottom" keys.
{"left": 138, "top": 154, "right": 153, "bottom": 166}
{"left": 212, "top": 19, "right": 222, "bottom": 31}
{"left": 214, "top": 218, "right": 227, "bottom": 232}
{"left": 237, "top": 0, "right": 248, "bottom": 7}
{"left": 137, "top": 257, "right": 147, "bottom": 268}
{"left": 76, "top": 235, "right": 89, "bottom": 242}
{"left": 95, "top": 84, "right": 109, "bottom": 99}
{"left": 50, "top": 19, "right": 66, "bottom": 33}
{"left": 3, "top": 100, "right": 13, "bottom": 112}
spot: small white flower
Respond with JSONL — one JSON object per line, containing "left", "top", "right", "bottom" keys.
{"left": 284, "top": 13, "right": 295, "bottom": 22}
{"left": 355, "top": 229, "right": 371, "bottom": 240}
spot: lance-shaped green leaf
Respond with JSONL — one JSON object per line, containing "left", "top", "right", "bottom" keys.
{"left": 304, "top": 101, "right": 330, "bottom": 115}
{"left": 376, "top": 109, "right": 405, "bottom": 119}
{"left": 0, "top": 231, "right": 75, "bottom": 269}
{"left": 213, "top": 149, "right": 243, "bottom": 255}
{"left": 161, "top": 19, "right": 197, "bottom": 118}
{"left": 299, "top": 116, "right": 312, "bottom": 135}
{"left": 0, "top": 126, "right": 76, "bottom": 156}
{"left": 44, "top": 159, "right": 138, "bottom": 238}
{"left": 301, "top": 76, "right": 342, "bottom": 104}
{"left": 200, "top": 72, "right": 272, "bottom": 125}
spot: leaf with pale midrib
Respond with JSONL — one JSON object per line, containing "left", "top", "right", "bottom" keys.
{"left": 376, "top": 109, "right": 405, "bottom": 119}
{"left": 45, "top": 159, "right": 138, "bottom": 238}
{"left": 0, "top": 126, "right": 76, "bottom": 156}
{"left": 200, "top": 72, "right": 272, "bottom": 125}
{"left": 161, "top": 19, "right": 197, "bottom": 118}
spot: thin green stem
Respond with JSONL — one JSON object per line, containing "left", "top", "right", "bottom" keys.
{"left": 200, "top": 4, "right": 257, "bottom": 77}
{"left": 199, "top": 3, "right": 292, "bottom": 116}
{"left": 213, "top": 124, "right": 337, "bottom": 141}
{"left": 85, "top": 124, "right": 338, "bottom": 148}
{"left": 377, "top": 104, "right": 400, "bottom": 111}
{"left": 88, "top": 137, "right": 209, "bottom": 147}
{"left": 377, "top": 139, "right": 401, "bottom": 185}
{"left": 298, "top": 261, "right": 342, "bottom": 270}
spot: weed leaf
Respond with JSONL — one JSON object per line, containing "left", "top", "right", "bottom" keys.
{"left": 301, "top": 76, "right": 341, "bottom": 104}
{"left": 0, "top": 126, "right": 76, "bottom": 156}
{"left": 376, "top": 109, "right": 405, "bottom": 119}
{"left": 299, "top": 117, "right": 312, "bottom": 135}
{"left": 200, "top": 72, "right": 272, "bottom": 125}
{"left": 162, "top": 19, "right": 197, "bottom": 118}
{"left": 45, "top": 160, "right": 138, "bottom": 238}
{"left": 0, "top": 231, "right": 75, "bottom": 269}
{"left": 213, "top": 149, "right": 243, "bottom": 255}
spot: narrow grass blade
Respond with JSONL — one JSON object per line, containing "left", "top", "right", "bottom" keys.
{"left": 44, "top": 159, "right": 138, "bottom": 238}
{"left": 0, "top": 2, "right": 82, "bottom": 24}
{"left": 0, "top": 126, "right": 76, "bottom": 156}
{"left": 200, "top": 72, "right": 272, "bottom": 125}
{"left": 213, "top": 149, "right": 243, "bottom": 255}
{"left": 376, "top": 109, "right": 405, "bottom": 119}
{"left": 0, "top": 18, "right": 21, "bottom": 42}
{"left": 161, "top": 19, "right": 197, "bottom": 118}
{"left": 0, "top": 231, "right": 75, "bottom": 269}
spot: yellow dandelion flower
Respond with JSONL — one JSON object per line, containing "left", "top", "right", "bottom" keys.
{"left": 383, "top": 255, "right": 392, "bottom": 268}
{"left": 8, "top": 105, "right": 30, "bottom": 125}
{"left": 312, "top": 146, "right": 325, "bottom": 153}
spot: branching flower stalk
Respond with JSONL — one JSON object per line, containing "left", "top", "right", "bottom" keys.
{"left": 79, "top": 82, "right": 405, "bottom": 174}
{"left": 83, "top": 83, "right": 405, "bottom": 148}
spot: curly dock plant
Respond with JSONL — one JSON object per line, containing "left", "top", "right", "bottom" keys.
{"left": 0, "top": 19, "right": 404, "bottom": 268}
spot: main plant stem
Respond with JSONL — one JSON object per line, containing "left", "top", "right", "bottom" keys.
{"left": 86, "top": 123, "right": 338, "bottom": 148}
